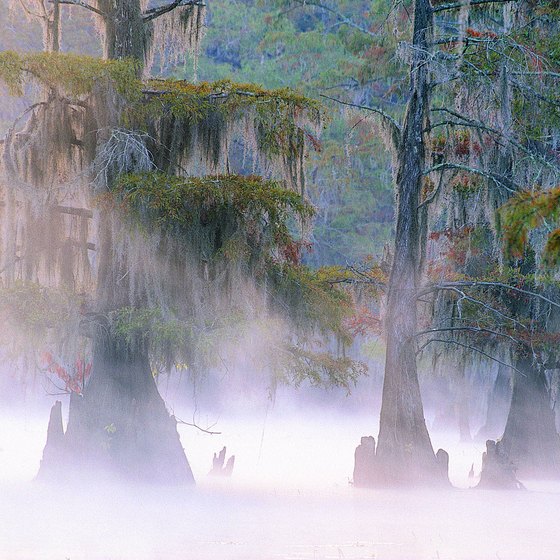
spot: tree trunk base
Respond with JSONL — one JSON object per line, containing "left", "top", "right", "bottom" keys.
{"left": 476, "top": 439, "right": 524, "bottom": 490}
{"left": 353, "top": 435, "right": 450, "bottom": 487}
{"left": 37, "top": 347, "right": 195, "bottom": 486}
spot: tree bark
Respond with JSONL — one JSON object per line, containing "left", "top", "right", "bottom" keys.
{"left": 95, "top": 0, "right": 147, "bottom": 63}
{"left": 38, "top": 342, "right": 195, "bottom": 484}
{"left": 476, "top": 364, "right": 512, "bottom": 441}
{"left": 373, "top": 0, "right": 447, "bottom": 486}
{"left": 499, "top": 357, "right": 560, "bottom": 480}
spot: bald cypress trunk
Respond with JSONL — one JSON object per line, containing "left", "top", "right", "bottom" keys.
{"left": 372, "top": 0, "right": 446, "bottom": 486}
{"left": 96, "top": 0, "right": 147, "bottom": 63}
{"left": 499, "top": 357, "right": 560, "bottom": 480}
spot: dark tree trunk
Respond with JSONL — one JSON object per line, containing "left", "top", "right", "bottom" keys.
{"left": 38, "top": 340, "right": 195, "bottom": 485}
{"left": 477, "top": 439, "right": 524, "bottom": 490}
{"left": 372, "top": 0, "right": 447, "bottom": 486}
{"left": 96, "top": 0, "right": 147, "bottom": 63}
{"left": 476, "top": 364, "right": 512, "bottom": 441}
{"left": 499, "top": 357, "right": 560, "bottom": 480}
{"left": 457, "top": 368, "right": 472, "bottom": 443}
{"left": 45, "top": 0, "right": 61, "bottom": 53}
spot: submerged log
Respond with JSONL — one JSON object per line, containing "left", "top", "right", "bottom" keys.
{"left": 477, "top": 439, "right": 524, "bottom": 490}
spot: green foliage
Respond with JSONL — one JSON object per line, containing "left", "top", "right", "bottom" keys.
{"left": 0, "top": 51, "right": 140, "bottom": 97}
{"left": 111, "top": 306, "right": 191, "bottom": 369}
{"left": 500, "top": 187, "right": 560, "bottom": 267}
{"left": 140, "top": 78, "right": 324, "bottom": 173}
{"left": 190, "top": 0, "right": 397, "bottom": 265}
{"left": 114, "top": 171, "right": 313, "bottom": 242}
{"left": 276, "top": 344, "right": 366, "bottom": 391}
{"left": 267, "top": 262, "right": 353, "bottom": 343}
{"left": 0, "top": 281, "right": 78, "bottom": 334}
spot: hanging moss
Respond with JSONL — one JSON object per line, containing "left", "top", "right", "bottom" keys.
{"left": 0, "top": 52, "right": 324, "bottom": 192}
{"left": 138, "top": 78, "right": 324, "bottom": 190}
{"left": 0, "top": 281, "right": 80, "bottom": 337}
{"left": 110, "top": 172, "right": 314, "bottom": 269}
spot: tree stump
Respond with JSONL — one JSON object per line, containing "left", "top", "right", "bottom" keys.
{"left": 37, "top": 401, "right": 65, "bottom": 481}
{"left": 209, "top": 446, "right": 235, "bottom": 477}
{"left": 477, "top": 439, "right": 524, "bottom": 490}
{"left": 353, "top": 436, "right": 376, "bottom": 487}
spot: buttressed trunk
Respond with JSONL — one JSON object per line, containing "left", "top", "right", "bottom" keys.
{"left": 373, "top": 0, "right": 446, "bottom": 485}
{"left": 499, "top": 356, "right": 560, "bottom": 480}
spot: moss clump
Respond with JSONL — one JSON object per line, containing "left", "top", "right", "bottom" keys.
{"left": 144, "top": 78, "right": 323, "bottom": 120}
{"left": 114, "top": 171, "right": 314, "bottom": 243}
{"left": 0, "top": 51, "right": 140, "bottom": 98}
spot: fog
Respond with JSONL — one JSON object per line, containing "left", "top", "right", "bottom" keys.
{"left": 1, "top": 386, "right": 559, "bottom": 560}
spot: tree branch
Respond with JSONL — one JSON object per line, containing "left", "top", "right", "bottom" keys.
{"left": 423, "top": 162, "right": 519, "bottom": 193}
{"left": 142, "top": 0, "right": 205, "bottom": 22}
{"left": 438, "top": 281, "right": 560, "bottom": 310}
{"left": 418, "top": 285, "right": 528, "bottom": 329}
{"left": 416, "top": 338, "right": 526, "bottom": 376}
{"left": 430, "top": 107, "right": 560, "bottom": 172}
{"left": 55, "top": 0, "right": 105, "bottom": 17}
{"left": 415, "top": 326, "right": 520, "bottom": 343}
{"left": 433, "top": 0, "right": 515, "bottom": 14}
{"left": 287, "top": 0, "right": 377, "bottom": 38}
{"left": 319, "top": 93, "right": 402, "bottom": 149}
{"left": 175, "top": 416, "right": 221, "bottom": 435}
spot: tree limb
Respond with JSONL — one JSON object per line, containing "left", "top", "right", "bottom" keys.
{"left": 175, "top": 416, "right": 221, "bottom": 435}
{"left": 319, "top": 93, "right": 402, "bottom": 149}
{"left": 55, "top": 0, "right": 105, "bottom": 17}
{"left": 142, "top": 0, "right": 205, "bottom": 22}
{"left": 416, "top": 338, "right": 526, "bottom": 376}
{"left": 415, "top": 326, "right": 520, "bottom": 343}
{"left": 438, "top": 281, "right": 560, "bottom": 310}
{"left": 433, "top": 0, "right": 516, "bottom": 14}
{"left": 423, "top": 162, "right": 519, "bottom": 193}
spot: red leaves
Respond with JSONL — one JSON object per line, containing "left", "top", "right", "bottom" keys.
{"left": 466, "top": 28, "right": 498, "bottom": 40}
{"left": 345, "top": 306, "right": 381, "bottom": 337}
{"left": 42, "top": 352, "right": 92, "bottom": 395}
{"left": 281, "top": 239, "right": 312, "bottom": 265}
{"left": 304, "top": 130, "right": 322, "bottom": 153}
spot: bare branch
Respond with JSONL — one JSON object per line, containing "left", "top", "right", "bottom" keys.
{"left": 423, "top": 162, "right": 519, "bottom": 193}
{"left": 418, "top": 285, "right": 527, "bottom": 329}
{"left": 142, "top": 0, "right": 204, "bottom": 22}
{"left": 56, "top": 0, "right": 105, "bottom": 17}
{"left": 415, "top": 326, "right": 520, "bottom": 343}
{"left": 430, "top": 107, "right": 560, "bottom": 172}
{"left": 175, "top": 416, "right": 221, "bottom": 435}
{"left": 433, "top": 0, "right": 515, "bottom": 14}
{"left": 440, "top": 281, "right": 560, "bottom": 310}
{"left": 286, "top": 0, "right": 377, "bottom": 38}
{"left": 319, "top": 93, "right": 402, "bottom": 149}
{"left": 417, "top": 338, "right": 526, "bottom": 376}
